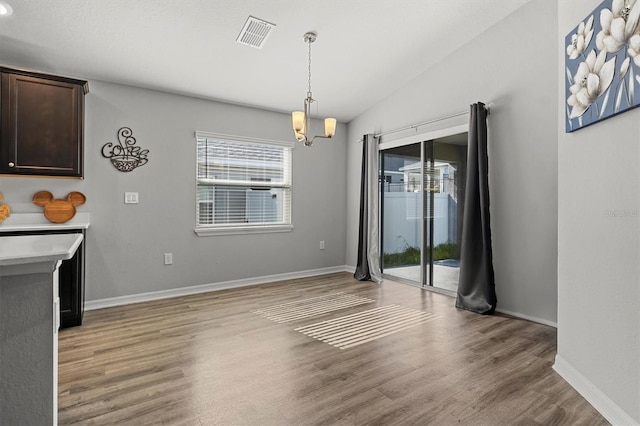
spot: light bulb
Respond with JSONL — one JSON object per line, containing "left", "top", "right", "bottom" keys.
{"left": 292, "top": 111, "right": 305, "bottom": 133}
{"left": 324, "top": 118, "right": 336, "bottom": 137}
{"left": 0, "top": 2, "right": 13, "bottom": 16}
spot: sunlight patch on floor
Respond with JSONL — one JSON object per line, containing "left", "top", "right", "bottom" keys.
{"left": 295, "top": 304, "right": 440, "bottom": 349}
{"left": 251, "top": 292, "right": 375, "bottom": 323}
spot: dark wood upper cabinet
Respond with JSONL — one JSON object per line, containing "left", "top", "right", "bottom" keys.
{"left": 0, "top": 67, "right": 89, "bottom": 178}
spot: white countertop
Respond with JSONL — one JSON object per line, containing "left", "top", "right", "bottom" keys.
{"left": 0, "top": 212, "right": 90, "bottom": 232}
{"left": 0, "top": 233, "right": 84, "bottom": 266}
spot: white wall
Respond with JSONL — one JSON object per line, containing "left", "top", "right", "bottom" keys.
{"left": 346, "top": 0, "right": 558, "bottom": 324}
{"left": 0, "top": 80, "right": 348, "bottom": 301}
{"left": 556, "top": 1, "right": 640, "bottom": 423}
{"left": 383, "top": 193, "right": 454, "bottom": 254}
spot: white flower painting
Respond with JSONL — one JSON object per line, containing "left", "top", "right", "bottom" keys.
{"left": 566, "top": 0, "right": 640, "bottom": 132}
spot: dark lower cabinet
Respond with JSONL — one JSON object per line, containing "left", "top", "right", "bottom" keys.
{"left": 2, "top": 229, "right": 85, "bottom": 328}
{"left": 57, "top": 230, "right": 85, "bottom": 327}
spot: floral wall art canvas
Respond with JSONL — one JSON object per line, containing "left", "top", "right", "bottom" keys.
{"left": 566, "top": 0, "right": 640, "bottom": 132}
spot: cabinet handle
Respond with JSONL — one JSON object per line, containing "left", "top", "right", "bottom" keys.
{"left": 8, "top": 162, "right": 14, "bottom": 168}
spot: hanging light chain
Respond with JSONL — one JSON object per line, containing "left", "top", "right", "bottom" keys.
{"left": 292, "top": 31, "right": 334, "bottom": 146}
{"left": 307, "top": 36, "right": 313, "bottom": 97}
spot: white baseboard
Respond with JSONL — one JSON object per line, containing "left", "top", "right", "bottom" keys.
{"left": 86, "top": 264, "right": 559, "bottom": 331}
{"left": 344, "top": 265, "right": 356, "bottom": 274}
{"left": 495, "top": 308, "right": 557, "bottom": 328}
{"left": 553, "top": 355, "right": 638, "bottom": 425}
{"left": 85, "top": 265, "right": 352, "bottom": 311}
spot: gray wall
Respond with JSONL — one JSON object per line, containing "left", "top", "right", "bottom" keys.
{"left": 558, "top": 0, "right": 640, "bottom": 422}
{"left": 346, "top": 0, "right": 558, "bottom": 324}
{"left": 0, "top": 80, "right": 348, "bottom": 301}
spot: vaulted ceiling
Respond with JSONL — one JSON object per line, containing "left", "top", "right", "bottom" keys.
{"left": 0, "top": 0, "right": 531, "bottom": 122}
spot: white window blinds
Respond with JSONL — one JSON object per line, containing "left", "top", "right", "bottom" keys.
{"left": 196, "top": 132, "right": 293, "bottom": 234}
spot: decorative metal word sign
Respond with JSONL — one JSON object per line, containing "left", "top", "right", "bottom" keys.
{"left": 102, "top": 127, "right": 149, "bottom": 172}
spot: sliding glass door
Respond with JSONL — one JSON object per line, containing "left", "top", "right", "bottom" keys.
{"left": 381, "top": 134, "right": 467, "bottom": 292}
{"left": 428, "top": 138, "right": 467, "bottom": 291}
{"left": 380, "top": 143, "right": 424, "bottom": 284}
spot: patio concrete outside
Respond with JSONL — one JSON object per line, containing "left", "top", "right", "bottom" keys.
{"left": 384, "top": 263, "right": 459, "bottom": 293}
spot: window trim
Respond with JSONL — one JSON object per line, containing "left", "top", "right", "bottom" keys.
{"left": 194, "top": 131, "right": 295, "bottom": 237}
{"left": 195, "top": 131, "right": 296, "bottom": 149}
{"left": 195, "top": 223, "right": 294, "bottom": 237}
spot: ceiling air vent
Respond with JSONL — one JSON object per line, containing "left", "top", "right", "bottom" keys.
{"left": 236, "top": 16, "right": 276, "bottom": 49}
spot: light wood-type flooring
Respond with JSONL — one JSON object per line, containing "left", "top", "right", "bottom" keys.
{"left": 58, "top": 272, "right": 608, "bottom": 425}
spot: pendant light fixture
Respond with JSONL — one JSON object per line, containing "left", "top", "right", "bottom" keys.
{"left": 292, "top": 32, "right": 336, "bottom": 147}
{"left": 0, "top": 2, "right": 13, "bottom": 16}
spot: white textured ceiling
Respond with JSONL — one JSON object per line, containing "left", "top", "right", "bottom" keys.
{"left": 0, "top": 0, "right": 531, "bottom": 122}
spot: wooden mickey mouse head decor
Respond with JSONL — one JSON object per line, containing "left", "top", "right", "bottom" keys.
{"left": 33, "top": 191, "right": 86, "bottom": 223}
{"left": 0, "top": 193, "right": 10, "bottom": 224}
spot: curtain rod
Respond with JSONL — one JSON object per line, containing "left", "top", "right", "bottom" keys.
{"left": 373, "top": 103, "right": 492, "bottom": 138}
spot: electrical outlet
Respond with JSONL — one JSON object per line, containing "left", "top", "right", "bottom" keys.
{"left": 320, "top": 240, "right": 325, "bottom": 250}
{"left": 124, "top": 192, "right": 139, "bottom": 204}
{"left": 164, "top": 253, "right": 173, "bottom": 265}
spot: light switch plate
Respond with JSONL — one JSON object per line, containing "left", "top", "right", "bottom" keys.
{"left": 124, "top": 192, "right": 139, "bottom": 204}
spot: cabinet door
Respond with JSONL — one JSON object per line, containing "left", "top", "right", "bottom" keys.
{"left": 58, "top": 240, "right": 84, "bottom": 327}
{"left": 0, "top": 229, "right": 85, "bottom": 328}
{"left": 1, "top": 72, "right": 84, "bottom": 177}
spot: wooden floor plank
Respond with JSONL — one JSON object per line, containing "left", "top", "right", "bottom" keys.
{"left": 58, "top": 272, "right": 608, "bottom": 425}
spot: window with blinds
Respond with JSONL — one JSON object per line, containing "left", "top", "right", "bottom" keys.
{"left": 195, "top": 132, "right": 294, "bottom": 236}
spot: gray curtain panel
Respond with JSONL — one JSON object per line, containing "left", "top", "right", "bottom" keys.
{"left": 354, "top": 134, "right": 371, "bottom": 281}
{"left": 455, "top": 102, "right": 497, "bottom": 314}
{"left": 354, "top": 134, "right": 382, "bottom": 282}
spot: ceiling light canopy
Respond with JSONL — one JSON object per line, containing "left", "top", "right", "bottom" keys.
{"left": 0, "top": 2, "right": 13, "bottom": 16}
{"left": 292, "top": 32, "right": 336, "bottom": 147}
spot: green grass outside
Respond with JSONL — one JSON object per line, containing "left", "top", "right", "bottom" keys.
{"left": 383, "top": 242, "right": 460, "bottom": 268}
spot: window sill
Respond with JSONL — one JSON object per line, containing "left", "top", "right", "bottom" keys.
{"left": 194, "top": 224, "right": 294, "bottom": 237}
